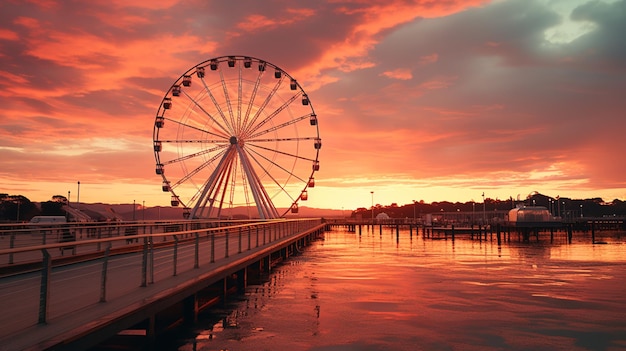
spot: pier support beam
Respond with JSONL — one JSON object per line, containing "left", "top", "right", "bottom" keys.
{"left": 147, "top": 315, "right": 156, "bottom": 349}
{"left": 237, "top": 268, "right": 247, "bottom": 290}
{"left": 183, "top": 294, "right": 198, "bottom": 325}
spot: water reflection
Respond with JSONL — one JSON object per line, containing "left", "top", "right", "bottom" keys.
{"left": 175, "top": 228, "right": 626, "bottom": 351}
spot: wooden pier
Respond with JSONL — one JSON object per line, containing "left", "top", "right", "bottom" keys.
{"left": 324, "top": 217, "right": 624, "bottom": 244}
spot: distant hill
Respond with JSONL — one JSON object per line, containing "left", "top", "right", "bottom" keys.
{"left": 75, "top": 203, "right": 347, "bottom": 221}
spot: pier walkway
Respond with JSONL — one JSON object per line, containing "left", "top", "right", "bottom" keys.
{"left": 0, "top": 219, "right": 324, "bottom": 351}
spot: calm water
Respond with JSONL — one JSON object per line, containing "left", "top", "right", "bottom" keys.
{"left": 172, "top": 227, "right": 626, "bottom": 351}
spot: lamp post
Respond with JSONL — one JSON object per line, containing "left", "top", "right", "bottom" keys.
{"left": 133, "top": 200, "right": 136, "bottom": 221}
{"left": 77, "top": 181, "right": 80, "bottom": 210}
{"left": 143, "top": 200, "right": 145, "bottom": 221}
{"left": 580, "top": 204, "right": 583, "bottom": 218}
{"left": 370, "top": 191, "right": 374, "bottom": 224}
{"left": 68, "top": 191, "right": 71, "bottom": 206}
{"left": 549, "top": 199, "right": 552, "bottom": 216}
{"left": 413, "top": 200, "right": 417, "bottom": 223}
{"left": 472, "top": 201, "right": 475, "bottom": 225}
{"left": 482, "top": 192, "right": 486, "bottom": 224}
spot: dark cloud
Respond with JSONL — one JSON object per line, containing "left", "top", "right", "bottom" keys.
{"left": 568, "top": 0, "right": 626, "bottom": 70}
{"left": 311, "top": 0, "right": 626, "bottom": 194}
{"left": 0, "top": 46, "right": 86, "bottom": 92}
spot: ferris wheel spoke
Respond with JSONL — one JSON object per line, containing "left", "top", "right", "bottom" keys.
{"left": 248, "top": 113, "right": 312, "bottom": 139}
{"left": 218, "top": 69, "right": 237, "bottom": 136}
{"left": 164, "top": 117, "right": 229, "bottom": 140}
{"left": 243, "top": 92, "right": 301, "bottom": 139}
{"left": 247, "top": 142, "right": 317, "bottom": 163}
{"left": 241, "top": 75, "right": 285, "bottom": 137}
{"left": 179, "top": 89, "right": 232, "bottom": 137}
{"left": 240, "top": 66, "right": 263, "bottom": 137}
{"left": 199, "top": 75, "right": 235, "bottom": 135}
{"left": 248, "top": 136, "right": 316, "bottom": 143}
{"left": 246, "top": 147, "right": 307, "bottom": 184}
{"left": 236, "top": 63, "right": 243, "bottom": 135}
{"left": 161, "top": 144, "right": 228, "bottom": 166}
{"left": 161, "top": 139, "right": 228, "bottom": 144}
{"left": 171, "top": 149, "right": 227, "bottom": 189}
{"left": 245, "top": 148, "right": 299, "bottom": 203}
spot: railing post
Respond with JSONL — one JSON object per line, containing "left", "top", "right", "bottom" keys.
{"left": 97, "top": 227, "right": 102, "bottom": 251}
{"left": 173, "top": 235, "right": 179, "bottom": 276}
{"left": 9, "top": 232, "right": 15, "bottom": 264}
{"left": 238, "top": 227, "right": 242, "bottom": 254}
{"left": 210, "top": 232, "right": 215, "bottom": 263}
{"left": 194, "top": 233, "right": 199, "bottom": 268}
{"left": 225, "top": 229, "right": 229, "bottom": 258}
{"left": 38, "top": 249, "right": 51, "bottom": 324}
{"left": 100, "top": 244, "right": 111, "bottom": 302}
{"left": 256, "top": 226, "right": 259, "bottom": 247}
{"left": 248, "top": 226, "right": 251, "bottom": 251}
{"left": 149, "top": 235, "right": 155, "bottom": 284}
{"left": 141, "top": 236, "right": 148, "bottom": 287}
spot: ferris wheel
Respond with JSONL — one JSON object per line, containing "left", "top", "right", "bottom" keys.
{"left": 153, "top": 56, "right": 321, "bottom": 219}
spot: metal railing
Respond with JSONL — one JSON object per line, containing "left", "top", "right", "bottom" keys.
{"left": 0, "top": 219, "right": 271, "bottom": 266}
{"left": 0, "top": 218, "right": 323, "bottom": 342}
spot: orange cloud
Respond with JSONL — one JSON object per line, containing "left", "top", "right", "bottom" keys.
{"left": 0, "top": 28, "right": 19, "bottom": 41}
{"left": 380, "top": 68, "right": 413, "bottom": 80}
{"left": 418, "top": 76, "right": 457, "bottom": 90}
{"left": 237, "top": 8, "right": 316, "bottom": 32}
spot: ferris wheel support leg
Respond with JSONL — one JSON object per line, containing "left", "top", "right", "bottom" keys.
{"left": 237, "top": 146, "right": 278, "bottom": 219}
{"left": 190, "top": 148, "right": 235, "bottom": 219}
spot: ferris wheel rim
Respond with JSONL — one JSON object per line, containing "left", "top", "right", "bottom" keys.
{"left": 152, "top": 55, "right": 320, "bottom": 219}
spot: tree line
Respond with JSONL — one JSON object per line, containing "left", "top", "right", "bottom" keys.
{"left": 0, "top": 194, "right": 66, "bottom": 222}
{"left": 351, "top": 192, "right": 626, "bottom": 220}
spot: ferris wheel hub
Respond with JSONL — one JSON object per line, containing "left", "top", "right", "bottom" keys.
{"left": 229, "top": 136, "right": 238, "bottom": 145}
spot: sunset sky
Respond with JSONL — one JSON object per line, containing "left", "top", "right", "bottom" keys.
{"left": 1, "top": 0, "right": 625, "bottom": 211}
